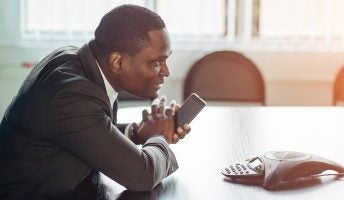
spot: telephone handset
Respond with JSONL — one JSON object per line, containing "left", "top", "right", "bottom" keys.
{"left": 222, "top": 151, "right": 344, "bottom": 190}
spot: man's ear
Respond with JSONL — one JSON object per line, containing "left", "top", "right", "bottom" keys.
{"left": 109, "top": 52, "right": 123, "bottom": 74}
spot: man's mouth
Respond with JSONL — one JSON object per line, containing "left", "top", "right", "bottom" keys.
{"left": 153, "top": 84, "right": 161, "bottom": 90}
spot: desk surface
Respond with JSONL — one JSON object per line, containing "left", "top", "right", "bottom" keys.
{"left": 103, "top": 106, "right": 344, "bottom": 200}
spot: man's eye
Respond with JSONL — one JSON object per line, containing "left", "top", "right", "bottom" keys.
{"left": 152, "top": 61, "right": 160, "bottom": 67}
{"left": 151, "top": 61, "right": 162, "bottom": 72}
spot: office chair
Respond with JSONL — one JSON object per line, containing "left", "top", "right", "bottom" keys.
{"left": 333, "top": 66, "right": 344, "bottom": 106}
{"left": 183, "top": 51, "right": 265, "bottom": 105}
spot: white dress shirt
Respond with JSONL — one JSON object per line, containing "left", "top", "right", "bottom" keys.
{"left": 95, "top": 60, "right": 138, "bottom": 139}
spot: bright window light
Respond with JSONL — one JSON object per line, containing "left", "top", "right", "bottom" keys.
{"left": 22, "top": 0, "right": 227, "bottom": 40}
{"left": 22, "top": 0, "right": 146, "bottom": 40}
{"left": 258, "top": 0, "right": 344, "bottom": 39}
{"left": 156, "top": 0, "right": 227, "bottom": 36}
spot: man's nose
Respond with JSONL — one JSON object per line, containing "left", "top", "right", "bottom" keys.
{"left": 159, "top": 63, "right": 170, "bottom": 77}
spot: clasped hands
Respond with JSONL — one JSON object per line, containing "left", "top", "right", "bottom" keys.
{"left": 132, "top": 96, "right": 191, "bottom": 144}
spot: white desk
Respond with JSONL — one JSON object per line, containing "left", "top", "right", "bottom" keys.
{"left": 103, "top": 106, "right": 344, "bottom": 200}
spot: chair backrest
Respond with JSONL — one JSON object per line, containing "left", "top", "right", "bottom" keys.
{"left": 183, "top": 51, "right": 265, "bottom": 105}
{"left": 333, "top": 66, "right": 344, "bottom": 105}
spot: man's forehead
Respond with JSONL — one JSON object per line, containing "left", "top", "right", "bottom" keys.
{"left": 134, "top": 29, "right": 171, "bottom": 58}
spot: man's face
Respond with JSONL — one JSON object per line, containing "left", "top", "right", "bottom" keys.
{"left": 120, "top": 28, "right": 172, "bottom": 100}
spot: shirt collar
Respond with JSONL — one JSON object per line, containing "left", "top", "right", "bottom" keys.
{"left": 95, "top": 60, "right": 118, "bottom": 104}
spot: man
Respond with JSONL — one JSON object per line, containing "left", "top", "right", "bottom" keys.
{"left": 0, "top": 4, "right": 190, "bottom": 199}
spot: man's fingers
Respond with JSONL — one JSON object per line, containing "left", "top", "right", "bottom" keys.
{"left": 176, "top": 127, "right": 186, "bottom": 139}
{"left": 174, "top": 104, "right": 181, "bottom": 112}
{"left": 132, "top": 122, "right": 139, "bottom": 129}
{"left": 151, "top": 98, "right": 159, "bottom": 119}
{"left": 172, "top": 133, "right": 180, "bottom": 144}
{"left": 158, "top": 95, "right": 166, "bottom": 114}
{"left": 176, "top": 124, "right": 190, "bottom": 139}
{"left": 183, "top": 124, "right": 191, "bottom": 133}
{"left": 142, "top": 109, "right": 149, "bottom": 121}
{"left": 165, "top": 108, "right": 173, "bottom": 118}
{"left": 170, "top": 100, "right": 176, "bottom": 110}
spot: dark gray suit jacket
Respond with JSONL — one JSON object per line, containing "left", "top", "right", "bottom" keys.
{"left": 0, "top": 43, "right": 178, "bottom": 199}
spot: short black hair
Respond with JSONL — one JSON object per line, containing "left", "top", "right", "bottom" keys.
{"left": 94, "top": 4, "right": 166, "bottom": 56}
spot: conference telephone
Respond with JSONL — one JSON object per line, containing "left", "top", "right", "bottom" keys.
{"left": 222, "top": 151, "right": 344, "bottom": 190}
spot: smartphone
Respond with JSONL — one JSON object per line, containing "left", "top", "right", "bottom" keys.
{"left": 174, "top": 93, "right": 206, "bottom": 129}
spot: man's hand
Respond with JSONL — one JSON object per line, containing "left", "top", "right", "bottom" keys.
{"left": 132, "top": 96, "right": 191, "bottom": 144}
{"left": 169, "top": 100, "right": 191, "bottom": 144}
{"left": 132, "top": 96, "right": 174, "bottom": 144}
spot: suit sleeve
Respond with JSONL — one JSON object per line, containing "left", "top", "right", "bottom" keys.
{"left": 44, "top": 80, "right": 178, "bottom": 191}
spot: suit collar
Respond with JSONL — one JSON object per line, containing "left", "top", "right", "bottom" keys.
{"left": 77, "top": 43, "right": 106, "bottom": 92}
{"left": 78, "top": 43, "right": 116, "bottom": 120}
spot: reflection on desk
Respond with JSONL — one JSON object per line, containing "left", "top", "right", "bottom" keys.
{"left": 102, "top": 106, "right": 344, "bottom": 200}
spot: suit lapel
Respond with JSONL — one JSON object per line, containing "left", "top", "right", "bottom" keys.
{"left": 77, "top": 43, "right": 115, "bottom": 121}
{"left": 78, "top": 43, "right": 106, "bottom": 91}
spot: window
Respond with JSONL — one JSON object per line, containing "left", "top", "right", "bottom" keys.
{"left": 21, "top": 0, "right": 146, "bottom": 40}
{"left": 21, "top": 0, "right": 229, "bottom": 40}
{"left": 257, "top": 0, "right": 344, "bottom": 41}
{"left": 22, "top": 0, "right": 344, "bottom": 51}
{"left": 155, "top": 0, "right": 226, "bottom": 37}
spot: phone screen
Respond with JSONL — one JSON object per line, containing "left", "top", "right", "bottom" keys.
{"left": 174, "top": 93, "right": 206, "bottom": 129}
